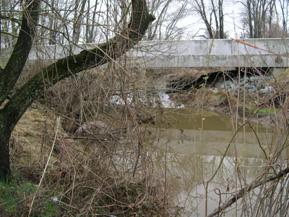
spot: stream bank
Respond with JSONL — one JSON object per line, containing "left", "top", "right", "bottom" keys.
{"left": 154, "top": 67, "right": 289, "bottom": 127}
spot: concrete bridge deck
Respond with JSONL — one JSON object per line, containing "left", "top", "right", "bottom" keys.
{"left": 1, "top": 38, "right": 289, "bottom": 68}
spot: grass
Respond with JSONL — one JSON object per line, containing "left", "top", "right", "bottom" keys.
{"left": 39, "top": 200, "right": 60, "bottom": 217}
{"left": 0, "top": 180, "right": 36, "bottom": 215}
{"left": 255, "top": 107, "right": 276, "bottom": 115}
{"left": 0, "top": 179, "right": 61, "bottom": 217}
{"left": 1, "top": 104, "right": 63, "bottom": 216}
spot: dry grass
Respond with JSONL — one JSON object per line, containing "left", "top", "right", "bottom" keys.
{"left": 5, "top": 65, "right": 172, "bottom": 216}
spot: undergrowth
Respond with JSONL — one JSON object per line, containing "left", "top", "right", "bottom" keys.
{"left": 0, "top": 179, "right": 61, "bottom": 217}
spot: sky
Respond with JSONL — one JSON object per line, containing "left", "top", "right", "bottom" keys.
{"left": 177, "top": 0, "right": 245, "bottom": 39}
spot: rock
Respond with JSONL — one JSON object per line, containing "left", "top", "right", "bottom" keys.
{"left": 259, "top": 86, "right": 274, "bottom": 94}
{"left": 74, "top": 121, "right": 110, "bottom": 137}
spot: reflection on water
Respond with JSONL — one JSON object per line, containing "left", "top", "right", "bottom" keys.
{"left": 151, "top": 110, "right": 288, "bottom": 216}
{"left": 110, "top": 90, "right": 288, "bottom": 216}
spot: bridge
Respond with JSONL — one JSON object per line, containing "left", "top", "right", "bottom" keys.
{"left": 1, "top": 38, "right": 289, "bottom": 68}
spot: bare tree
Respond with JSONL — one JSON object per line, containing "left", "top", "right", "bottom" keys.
{"left": 191, "top": 0, "right": 225, "bottom": 39}
{"left": 72, "top": 0, "right": 88, "bottom": 43}
{"left": 0, "top": 0, "right": 154, "bottom": 181}
{"left": 0, "top": 0, "right": 21, "bottom": 48}
{"left": 278, "top": 0, "right": 289, "bottom": 35}
{"left": 241, "top": 0, "right": 277, "bottom": 38}
{"left": 146, "top": 0, "right": 189, "bottom": 40}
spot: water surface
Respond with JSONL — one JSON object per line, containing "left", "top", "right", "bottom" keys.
{"left": 151, "top": 109, "right": 288, "bottom": 216}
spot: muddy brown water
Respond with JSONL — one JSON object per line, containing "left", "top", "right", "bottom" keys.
{"left": 151, "top": 109, "right": 288, "bottom": 216}
{"left": 110, "top": 72, "right": 288, "bottom": 216}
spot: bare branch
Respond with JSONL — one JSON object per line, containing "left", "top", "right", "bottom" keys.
{"left": 0, "top": 14, "right": 21, "bottom": 24}
{"left": 0, "top": 0, "right": 155, "bottom": 131}
{"left": 0, "top": 0, "right": 40, "bottom": 105}
{"left": 208, "top": 166, "right": 289, "bottom": 217}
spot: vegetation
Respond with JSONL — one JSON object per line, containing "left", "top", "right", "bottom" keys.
{"left": 0, "top": 179, "right": 61, "bottom": 217}
{"left": 0, "top": 0, "right": 154, "bottom": 181}
{"left": 0, "top": 0, "right": 289, "bottom": 216}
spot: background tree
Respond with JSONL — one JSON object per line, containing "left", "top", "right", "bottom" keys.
{"left": 241, "top": 0, "right": 277, "bottom": 38}
{"left": 0, "top": 0, "right": 21, "bottom": 48}
{"left": 191, "top": 0, "right": 225, "bottom": 39}
{"left": 0, "top": 0, "right": 154, "bottom": 181}
{"left": 146, "top": 0, "right": 189, "bottom": 40}
{"left": 278, "top": 0, "right": 289, "bottom": 35}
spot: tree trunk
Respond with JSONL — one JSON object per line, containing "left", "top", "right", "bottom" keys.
{"left": 0, "top": 103, "right": 21, "bottom": 181}
{"left": 0, "top": 118, "right": 12, "bottom": 181}
{"left": 0, "top": 0, "right": 154, "bottom": 181}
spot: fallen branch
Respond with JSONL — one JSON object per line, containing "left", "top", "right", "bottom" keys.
{"left": 207, "top": 166, "right": 289, "bottom": 217}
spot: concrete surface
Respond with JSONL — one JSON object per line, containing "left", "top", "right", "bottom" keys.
{"left": 1, "top": 38, "right": 289, "bottom": 68}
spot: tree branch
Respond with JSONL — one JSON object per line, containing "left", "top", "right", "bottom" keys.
{"left": 208, "top": 166, "right": 289, "bottom": 217}
{"left": 0, "top": 14, "right": 22, "bottom": 25}
{"left": 0, "top": 0, "right": 40, "bottom": 105}
{"left": 0, "top": 0, "right": 155, "bottom": 130}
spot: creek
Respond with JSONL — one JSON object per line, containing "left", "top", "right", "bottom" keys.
{"left": 152, "top": 109, "right": 288, "bottom": 216}
{"left": 109, "top": 70, "right": 288, "bottom": 216}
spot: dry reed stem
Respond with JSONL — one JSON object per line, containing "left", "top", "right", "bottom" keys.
{"left": 27, "top": 117, "right": 61, "bottom": 217}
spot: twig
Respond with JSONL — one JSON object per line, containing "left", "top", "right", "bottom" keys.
{"left": 27, "top": 117, "right": 61, "bottom": 217}
{"left": 207, "top": 166, "right": 289, "bottom": 217}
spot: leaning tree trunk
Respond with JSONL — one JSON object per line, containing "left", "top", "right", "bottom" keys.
{"left": 0, "top": 0, "right": 40, "bottom": 181}
{"left": 0, "top": 97, "right": 26, "bottom": 181}
{"left": 0, "top": 126, "right": 11, "bottom": 181}
{"left": 0, "top": 0, "right": 154, "bottom": 181}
